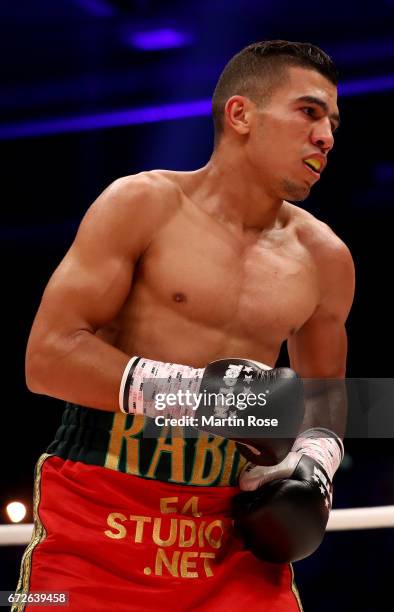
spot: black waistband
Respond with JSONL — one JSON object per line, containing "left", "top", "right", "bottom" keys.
{"left": 46, "top": 403, "right": 244, "bottom": 487}
{"left": 46, "top": 403, "right": 116, "bottom": 465}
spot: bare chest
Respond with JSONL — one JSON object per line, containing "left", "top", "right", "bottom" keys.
{"left": 133, "top": 216, "right": 319, "bottom": 343}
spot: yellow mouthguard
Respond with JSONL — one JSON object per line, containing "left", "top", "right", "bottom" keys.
{"left": 305, "top": 158, "right": 322, "bottom": 172}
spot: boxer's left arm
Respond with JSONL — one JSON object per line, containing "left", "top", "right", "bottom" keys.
{"left": 242, "top": 237, "right": 355, "bottom": 483}
{"left": 233, "top": 240, "right": 356, "bottom": 562}
{"left": 287, "top": 237, "right": 355, "bottom": 438}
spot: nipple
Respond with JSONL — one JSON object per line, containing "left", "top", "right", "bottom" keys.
{"left": 173, "top": 292, "right": 187, "bottom": 303}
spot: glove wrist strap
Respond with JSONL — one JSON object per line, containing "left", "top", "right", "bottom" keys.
{"left": 291, "top": 428, "right": 344, "bottom": 482}
{"left": 119, "top": 356, "right": 203, "bottom": 416}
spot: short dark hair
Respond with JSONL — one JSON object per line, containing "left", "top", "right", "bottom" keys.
{"left": 212, "top": 40, "right": 338, "bottom": 142}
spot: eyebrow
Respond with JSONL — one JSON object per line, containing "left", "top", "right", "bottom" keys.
{"left": 295, "top": 95, "right": 341, "bottom": 130}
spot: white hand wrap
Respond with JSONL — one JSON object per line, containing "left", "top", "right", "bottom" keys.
{"left": 292, "top": 428, "right": 344, "bottom": 482}
{"left": 119, "top": 356, "right": 204, "bottom": 417}
{"left": 239, "top": 427, "right": 344, "bottom": 491}
{"left": 119, "top": 356, "right": 271, "bottom": 417}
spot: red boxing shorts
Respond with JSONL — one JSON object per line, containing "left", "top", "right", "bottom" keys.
{"left": 14, "top": 406, "right": 303, "bottom": 611}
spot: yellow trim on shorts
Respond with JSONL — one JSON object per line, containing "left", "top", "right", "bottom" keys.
{"left": 12, "top": 453, "right": 52, "bottom": 612}
{"left": 290, "top": 563, "right": 304, "bottom": 611}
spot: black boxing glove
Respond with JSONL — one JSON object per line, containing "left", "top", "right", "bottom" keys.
{"left": 232, "top": 428, "right": 344, "bottom": 563}
{"left": 119, "top": 356, "right": 304, "bottom": 464}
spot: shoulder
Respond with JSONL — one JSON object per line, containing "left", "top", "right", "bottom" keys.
{"left": 78, "top": 171, "right": 183, "bottom": 246}
{"left": 82, "top": 171, "right": 181, "bottom": 225}
{"left": 92, "top": 170, "right": 182, "bottom": 219}
{"left": 286, "top": 203, "right": 355, "bottom": 312}
{"left": 286, "top": 203, "right": 354, "bottom": 273}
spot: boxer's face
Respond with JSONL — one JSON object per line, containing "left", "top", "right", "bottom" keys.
{"left": 247, "top": 66, "right": 340, "bottom": 202}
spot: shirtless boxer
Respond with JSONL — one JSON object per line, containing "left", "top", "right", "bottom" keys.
{"left": 17, "top": 41, "right": 354, "bottom": 611}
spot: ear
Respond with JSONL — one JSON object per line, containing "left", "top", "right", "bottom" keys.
{"left": 224, "top": 95, "right": 253, "bottom": 136}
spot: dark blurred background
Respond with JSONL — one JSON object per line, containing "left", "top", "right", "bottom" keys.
{"left": 1, "top": 1, "right": 394, "bottom": 610}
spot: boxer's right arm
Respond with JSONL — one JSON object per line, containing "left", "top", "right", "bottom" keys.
{"left": 25, "top": 174, "right": 175, "bottom": 412}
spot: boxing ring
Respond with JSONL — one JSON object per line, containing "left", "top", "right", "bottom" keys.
{"left": 1, "top": 505, "right": 393, "bottom": 547}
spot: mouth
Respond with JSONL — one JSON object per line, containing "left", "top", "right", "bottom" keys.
{"left": 302, "top": 157, "right": 324, "bottom": 179}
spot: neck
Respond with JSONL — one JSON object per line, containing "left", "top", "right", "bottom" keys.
{"left": 191, "top": 143, "right": 285, "bottom": 232}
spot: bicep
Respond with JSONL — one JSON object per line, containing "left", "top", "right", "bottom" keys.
{"left": 288, "top": 236, "right": 355, "bottom": 378}
{"left": 287, "top": 312, "right": 348, "bottom": 378}
{"left": 35, "top": 242, "right": 134, "bottom": 337}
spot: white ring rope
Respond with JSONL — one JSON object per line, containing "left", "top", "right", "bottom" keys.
{"left": 0, "top": 524, "right": 34, "bottom": 546}
{"left": 327, "top": 505, "right": 394, "bottom": 531}
{"left": 0, "top": 506, "right": 393, "bottom": 546}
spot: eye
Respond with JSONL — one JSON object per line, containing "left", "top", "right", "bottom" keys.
{"left": 301, "top": 107, "right": 315, "bottom": 117}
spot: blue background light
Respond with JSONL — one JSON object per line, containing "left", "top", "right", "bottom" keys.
{"left": 129, "top": 28, "right": 194, "bottom": 51}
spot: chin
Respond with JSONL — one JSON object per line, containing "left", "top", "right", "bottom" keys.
{"left": 281, "top": 179, "right": 311, "bottom": 202}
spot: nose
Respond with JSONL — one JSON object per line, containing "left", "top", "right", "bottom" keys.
{"left": 310, "top": 118, "right": 334, "bottom": 153}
